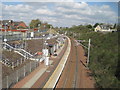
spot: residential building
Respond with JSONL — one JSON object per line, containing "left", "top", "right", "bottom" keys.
{"left": 0, "top": 20, "right": 28, "bottom": 29}
{"left": 94, "top": 24, "right": 117, "bottom": 32}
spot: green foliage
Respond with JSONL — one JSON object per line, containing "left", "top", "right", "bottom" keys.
{"left": 81, "top": 32, "right": 119, "bottom": 88}
{"left": 86, "top": 24, "right": 93, "bottom": 29}
{"left": 63, "top": 24, "right": 119, "bottom": 88}
{"left": 117, "top": 24, "right": 120, "bottom": 31}
{"left": 29, "top": 19, "right": 53, "bottom": 30}
{"left": 93, "top": 23, "right": 99, "bottom": 28}
{"left": 113, "top": 23, "right": 117, "bottom": 29}
{"left": 87, "top": 32, "right": 119, "bottom": 88}
{"left": 46, "top": 24, "right": 52, "bottom": 29}
{"left": 29, "top": 19, "right": 41, "bottom": 29}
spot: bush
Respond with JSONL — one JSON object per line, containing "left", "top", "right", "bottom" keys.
{"left": 63, "top": 25, "right": 119, "bottom": 88}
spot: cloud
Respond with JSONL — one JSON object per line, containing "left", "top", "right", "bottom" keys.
{"left": 0, "top": 16, "right": 2, "bottom": 20}
{"left": 2, "top": 0, "right": 119, "bottom": 2}
{"left": 2, "top": 2, "right": 118, "bottom": 27}
{"left": 35, "top": 9, "right": 56, "bottom": 16}
{"left": 3, "top": 4, "right": 32, "bottom": 13}
{"left": 2, "top": 0, "right": 74, "bottom": 2}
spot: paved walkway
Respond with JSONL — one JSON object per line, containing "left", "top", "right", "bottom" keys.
{"left": 12, "top": 60, "right": 52, "bottom": 88}
{"left": 31, "top": 39, "right": 68, "bottom": 88}
{"left": 51, "top": 43, "right": 64, "bottom": 58}
{"left": 43, "top": 36, "right": 71, "bottom": 88}
{"left": 21, "top": 61, "right": 53, "bottom": 88}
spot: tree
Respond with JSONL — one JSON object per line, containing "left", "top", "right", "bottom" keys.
{"left": 113, "top": 23, "right": 117, "bottom": 29}
{"left": 46, "top": 24, "right": 53, "bottom": 29}
{"left": 93, "top": 23, "right": 99, "bottom": 28}
{"left": 29, "top": 19, "right": 41, "bottom": 29}
{"left": 86, "top": 24, "right": 93, "bottom": 29}
{"left": 117, "top": 24, "right": 120, "bottom": 31}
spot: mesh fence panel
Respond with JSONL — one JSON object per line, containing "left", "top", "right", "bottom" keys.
{"left": 17, "top": 66, "right": 24, "bottom": 81}
{"left": 8, "top": 71, "right": 17, "bottom": 88}
{"left": 25, "top": 63, "right": 30, "bottom": 76}
{"left": 31, "top": 61, "right": 36, "bottom": 71}
{"left": 2, "top": 76, "right": 7, "bottom": 88}
{"left": 2, "top": 61, "right": 39, "bottom": 88}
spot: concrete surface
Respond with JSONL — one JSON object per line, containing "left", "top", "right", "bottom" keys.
{"left": 43, "top": 36, "right": 71, "bottom": 88}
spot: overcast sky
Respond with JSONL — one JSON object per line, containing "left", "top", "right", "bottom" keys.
{"left": 1, "top": 1, "right": 118, "bottom": 27}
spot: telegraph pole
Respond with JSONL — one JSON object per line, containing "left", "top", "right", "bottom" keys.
{"left": 87, "top": 39, "right": 91, "bottom": 68}
{"left": 77, "top": 38, "right": 91, "bottom": 68}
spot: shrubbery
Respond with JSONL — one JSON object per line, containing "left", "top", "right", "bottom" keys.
{"left": 63, "top": 25, "right": 120, "bottom": 88}
{"left": 84, "top": 32, "right": 119, "bottom": 88}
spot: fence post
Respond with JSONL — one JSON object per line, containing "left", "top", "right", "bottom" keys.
{"left": 37, "top": 61, "right": 39, "bottom": 67}
{"left": 16, "top": 70, "right": 18, "bottom": 82}
{"left": 17, "top": 60, "right": 19, "bottom": 66}
{"left": 35, "top": 61, "right": 37, "bottom": 68}
{"left": 24, "top": 65, "right": 25, "bottom": 77}
{"left": 6, "top": 76, "right": 9, "bottom": 88}
{"left": 12, "top": 62, "right": 14, "bottom": 69}
{"left": 24, "top": 57, "right": 25, "bottom": 62}
{"left": 21, "top": 58, "right": 22, "bottom": 64}
{"left": 30, "top": 61, "right": 31, "bottom": 72}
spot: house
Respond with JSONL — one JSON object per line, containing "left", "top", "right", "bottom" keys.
{"left": 1, "top": 30, "right": 28, "bottom": 42}
{"left": 94, "top": 25, "right": 112, "bottom": 32}
{"left": 0, "top": 20, "right": 13, "bottom": 29}
{"left": 94, "top": 24, "right": 117, "bottom": 32}
{"left": 0, "top": 20, "right": 28, "bottom": 29}
{"left": 14, "top": 21, "right": 28, "bottom": 29}
{"left": 0, "top": 20, "right": 29, "bottom": 41}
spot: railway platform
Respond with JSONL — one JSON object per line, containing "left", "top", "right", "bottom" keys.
{"left": 12, "top": 36, "right": 69, "bottom": 88}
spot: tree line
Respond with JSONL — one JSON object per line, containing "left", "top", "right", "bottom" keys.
{"left": 29, "top": 19, "right": 53, "bottom": 29}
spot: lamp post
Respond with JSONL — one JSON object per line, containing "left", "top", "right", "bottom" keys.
{"left": 4, "top": 20, "right": 11, "bottom": 43}
{"left": 38, "top": 24, "right": 40, "bottom": 33}
{"left": 37, "top": 24, "right": 41, "bottom": 38}
{"left": 42, "top": 34, "right": 45, "bottom": 49}
{"left": 42, "top": 24, "right": 46, "bottom": 49}
{"left": 4, "top": 23, "right": 8, "bottom": 49}
{"left": 44, "top": 24, "right": 46, "bottom": 32}
{"left": 50, "top": 25, "right": 52, "bottom": 38}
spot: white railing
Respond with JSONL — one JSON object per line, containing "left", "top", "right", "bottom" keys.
{"left": 2, "top": 43, "right": 44, "bottom": 61}
{"left": 3, "top": 43, "right": 15, "bottom": 49}
{"left": 17, "top": 48, "right": 33, "bottom": 57}
{"left": 2, "top": 43, "right": 34, "bottom": 60}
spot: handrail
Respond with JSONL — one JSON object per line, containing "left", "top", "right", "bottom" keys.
{"left": 3, "top": 43, "right": 33, "bottom": 58}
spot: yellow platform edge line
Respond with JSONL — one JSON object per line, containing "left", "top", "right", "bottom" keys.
{"left": 43, "top": 36, "right": 71, "bottom": 88}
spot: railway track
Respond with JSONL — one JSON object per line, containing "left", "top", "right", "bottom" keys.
{"left": 56, "top": 37, "right": 95, "bottom": 88}
{"left": 56, "top": 38, "right": 79, "bottom": 88}
{"left": 74, "top": 43, "right": 79, "bottom": 88}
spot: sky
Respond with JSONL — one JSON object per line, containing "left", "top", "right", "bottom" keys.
{"left": 0, "top": 0, "right": 119, "bottom": 27}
